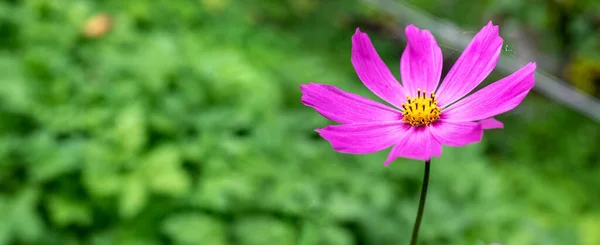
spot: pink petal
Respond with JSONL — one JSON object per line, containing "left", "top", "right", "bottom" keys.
{"left": 300, "top": 83, "right": 403, "bottom": 124}
{"left": 435, "top": 21, "right": 504, "bottom": 107}
{"left": 479, "top": 118, "right": 504, "bottom": 129}
{"left": 384, "top": 127, "right": 442, "bottom": 165}
{"left": 317, "top": 122, "right": 409, "bottom": 154}
{"left": 443, "top": 62, "right": 536, "bottom": 122}
{"left": 400, "top": 25, "right": 443, "bottom": 96}
{"left": 429, "top": 120, "right": 483, "bottom": 147}
{"left": 352, "top": 28, "right": 407, "bottom": 107}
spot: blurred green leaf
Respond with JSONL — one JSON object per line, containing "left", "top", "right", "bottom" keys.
{"left": 140, "top": 145, "right": 191, "bottom": 196}
{"left": 10, "top": 188, "right": 45, "bottom": 244}
{"left": 234, "top": 216, "right": 296, "bottom": 245}
{"left": 119, "top": 174, "right": 148, "bottom": 218}
{"left": 47, "top": 195, "right": 92, "bottom": 227}
{"left": 116, "top": 104, "right": 147, "bottom": 156}
{"left": 162, "top": 213, "right": 227, "bottom": 245}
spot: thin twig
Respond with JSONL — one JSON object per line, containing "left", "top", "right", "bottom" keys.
{"left": 364, "top": 0, "right": 600, "bottom": 123}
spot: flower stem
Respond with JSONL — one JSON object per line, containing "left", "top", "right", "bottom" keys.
{"left": 409, "top": 160, "right": 431, "bottom": 245}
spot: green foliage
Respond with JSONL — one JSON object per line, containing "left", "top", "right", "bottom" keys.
{"left": 0, "top": 0, "right": 599, "bottom": 245}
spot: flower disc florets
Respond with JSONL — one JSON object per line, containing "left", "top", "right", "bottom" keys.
{"left": 401, "top": 89, "right": 441, "bottom": 127}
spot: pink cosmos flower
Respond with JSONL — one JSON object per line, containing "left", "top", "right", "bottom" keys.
{"left": 300, "top": 22, "right": 536, "bottom": 165}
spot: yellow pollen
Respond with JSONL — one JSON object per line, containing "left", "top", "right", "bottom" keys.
{"left": 401, "top": 89, "right": 441, "bottom": 127}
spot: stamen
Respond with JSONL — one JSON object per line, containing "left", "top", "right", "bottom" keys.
{"left": 400, "top": 90, "right": 441, "bottom": 127}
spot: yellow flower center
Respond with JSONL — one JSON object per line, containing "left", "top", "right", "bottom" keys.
{"left": 401, "top": 89, "right": 441, "bottom": 127}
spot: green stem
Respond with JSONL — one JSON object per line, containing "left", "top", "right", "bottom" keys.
{"left": 409, "top": 160, "right": 431, "bottom": 245}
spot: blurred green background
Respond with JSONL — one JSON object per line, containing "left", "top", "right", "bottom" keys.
{"left": 0, "top": 0, "right": 599, "bottom": 244}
